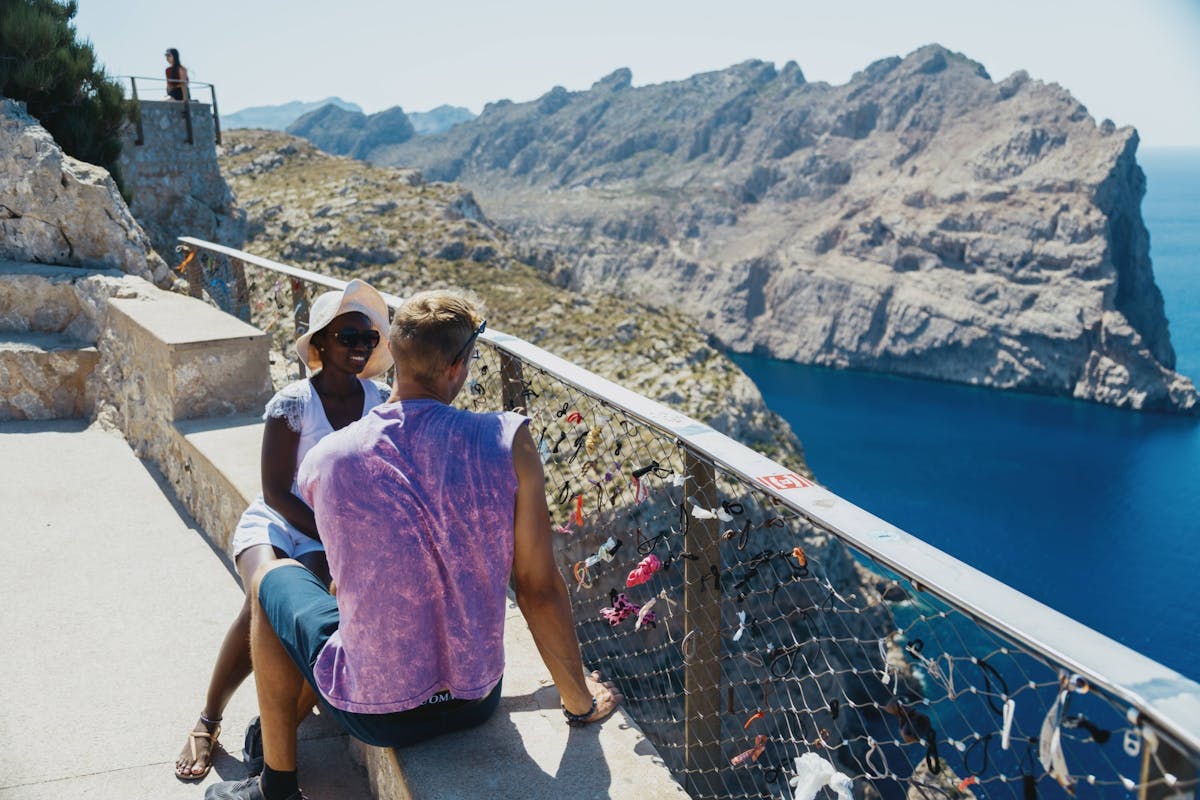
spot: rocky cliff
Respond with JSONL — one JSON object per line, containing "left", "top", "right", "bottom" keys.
{"left": 0, "top": 98, "right": 169, "bottom": 285}
{"left": 376, "top": 45, "right": 1196, "bottom": 414}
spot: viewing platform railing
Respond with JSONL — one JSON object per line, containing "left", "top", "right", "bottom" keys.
{"left": 118, "top": 75, "right": 221, "bottom": 146}
{"left": 177, "top": 236, "right": 1200, "bottom": 800}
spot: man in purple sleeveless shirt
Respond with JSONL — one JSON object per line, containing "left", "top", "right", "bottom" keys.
{"left": 206, "top": 291, "right": 621, "bottom": 800}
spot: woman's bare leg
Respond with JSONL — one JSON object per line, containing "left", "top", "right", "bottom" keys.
{"left": 175, "top": 544, "right": 279, "bottom": 779}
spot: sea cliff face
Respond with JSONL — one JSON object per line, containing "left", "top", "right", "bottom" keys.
{"left": 375, "top": 45, "right": 1196, "bottom": 414}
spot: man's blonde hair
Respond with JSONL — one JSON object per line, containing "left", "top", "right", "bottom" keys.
{"left": 389, "top": 290, "right": 483, "bottom": 385}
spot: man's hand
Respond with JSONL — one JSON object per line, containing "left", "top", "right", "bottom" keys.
{"left": 512, "top": 424, "right": 624, "bottom": 726}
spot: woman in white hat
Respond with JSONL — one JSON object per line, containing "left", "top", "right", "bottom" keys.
{"left": 176, "top": 279, "right": 393, "bottom": 781}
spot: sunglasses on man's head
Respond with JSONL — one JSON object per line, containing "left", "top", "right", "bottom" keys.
{"left": 331, "top": 328, "right": 380, "bottom": 349}
{"left": 451, "top": 320, "right": 487, "bottom": 365}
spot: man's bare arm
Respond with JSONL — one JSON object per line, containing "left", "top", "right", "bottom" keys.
{"left": 510, "top": 424, "right": 621, "bottom": 722}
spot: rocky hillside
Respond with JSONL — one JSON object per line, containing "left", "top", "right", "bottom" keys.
{"left": 218, "top": 129, "right": 805, "bottom": 465}
{"left": 376, "top": 44, "right": 1196, "bottom": 414}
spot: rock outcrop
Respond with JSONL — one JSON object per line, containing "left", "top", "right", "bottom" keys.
{"left": 378, "top": 45, "right": 1196, "bottom": 414}
{"left": 0, "top": 98, "right": 170, "bottom": 285}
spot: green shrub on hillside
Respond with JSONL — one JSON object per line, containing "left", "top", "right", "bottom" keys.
{"left": 0, "top": 0, "right": 127, "bottom": 185}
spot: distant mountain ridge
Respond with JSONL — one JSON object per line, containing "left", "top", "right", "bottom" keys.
{"left": 286, "top": 104, "right": 415, "bottom": 160}
{"left": 409, "top": 105, "right": 475, "bottom": 135}
{"left": 371, "top": 44, "right": 1196, "bottom": 414}
{"left": 223, "top": 97, "right": 361, "bottom": 131}
{"left": 226, "top": 98, "right": 474, "bottom": 136}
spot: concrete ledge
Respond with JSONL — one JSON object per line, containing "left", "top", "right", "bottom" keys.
{"left": 173, "top": 414, "right": 688, "bottom": 799}
{"left": 108, "top": 289, "right": 270, "bottom": 421}
{"left": 175, "top": 414, "right": 264, "bottom": 553}
{"left": 357, "top": 597, "right": 690, "bottom": 800}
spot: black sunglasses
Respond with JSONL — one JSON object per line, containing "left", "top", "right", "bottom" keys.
{"left": 330, "top": 328, "right": 380, "bottom": 349}
{"left": 451, "top": 320, "right": 486, "bottom": 364}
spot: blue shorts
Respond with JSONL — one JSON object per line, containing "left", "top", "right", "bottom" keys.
{"left": 257, "top": 564, "right": 502, "bottom": 747}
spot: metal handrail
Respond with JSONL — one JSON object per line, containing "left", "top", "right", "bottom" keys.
{"left": 178, "top": 234, "right": 1200, "bottom": 758}
{"left": 122, "top": 74, "right": 216, "bottom": 90}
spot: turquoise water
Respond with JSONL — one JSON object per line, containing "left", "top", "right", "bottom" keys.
{"left": 731, "top": 148, "right": 1200, "bottom": 681}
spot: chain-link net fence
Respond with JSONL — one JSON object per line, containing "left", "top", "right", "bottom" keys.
{"left": 181, "top": 244, "right": 1200, "bottom": 800}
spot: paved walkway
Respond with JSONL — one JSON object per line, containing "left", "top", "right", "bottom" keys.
{"left": 0, "top": 420, "right": 371, "bottom": 799}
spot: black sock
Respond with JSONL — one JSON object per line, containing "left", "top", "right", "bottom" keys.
{"left": 261, "top": 765, "right": 299, "bottom": 800}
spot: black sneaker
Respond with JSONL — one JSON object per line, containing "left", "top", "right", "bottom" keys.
{"left": 242, "top": 716, "right": 264, "bottom": 775}
{"left": 204, "top": 776, "right": 307, "bottom": 800}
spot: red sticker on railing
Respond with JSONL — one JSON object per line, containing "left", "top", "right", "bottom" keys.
{"left": 756, "top": 472, "right": 815, "bottom": 491}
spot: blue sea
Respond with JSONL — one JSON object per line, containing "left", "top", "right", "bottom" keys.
{"left": 731, "top": 147, "right": 1200, "bottom": 682}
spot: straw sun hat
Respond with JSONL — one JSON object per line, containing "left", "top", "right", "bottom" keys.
{"left": 293, "top": 279, "right": 393, "bottom": 378}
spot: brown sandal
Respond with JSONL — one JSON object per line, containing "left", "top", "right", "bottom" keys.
{"left": 175, "top": 718, "right": 221, "bottom": 780}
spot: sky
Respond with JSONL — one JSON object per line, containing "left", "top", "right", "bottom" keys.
{"left": 75, "top": 0, "right": 1200, "bottom": 147}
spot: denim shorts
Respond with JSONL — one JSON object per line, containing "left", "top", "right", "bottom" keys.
{"left": 258, "top": 564, "right": 502, "bottom": 747}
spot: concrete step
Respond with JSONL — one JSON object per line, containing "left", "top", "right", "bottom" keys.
{"left": 171, "top": 414, "right": 689, "bottom": 800}
{"left": 0, "top": 259, "right": 116, "bottom": 335}
{"left": 0, "top": 331, "right": 97, "bottom": 419}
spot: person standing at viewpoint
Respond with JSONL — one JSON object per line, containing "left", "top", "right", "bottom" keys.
{"left": 165, "top": 48, "right": 189, "bottom": 101}
{"left": 205, "top": 290, "right": 621, "bottom": 800}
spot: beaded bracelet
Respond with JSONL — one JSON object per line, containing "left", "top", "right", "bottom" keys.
{"left": 562, "top": 695, "right": 597, "bottom": 726}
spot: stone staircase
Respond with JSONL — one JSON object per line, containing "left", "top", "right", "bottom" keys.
{"left": 0, "top": 261, "right": 106, "bottom": 420}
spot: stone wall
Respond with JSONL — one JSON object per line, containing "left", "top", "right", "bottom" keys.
{"left": 117, "top": 100, "right": 246, "bottom": 267}
{"left": 96, "top": 285, "right": 271, "bottom": 450}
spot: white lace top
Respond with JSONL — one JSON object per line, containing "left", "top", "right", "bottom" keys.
{"left": 231, "top": 377, "right": 391, "bottom": 559}
{"left": 263, "top": 378, "right": 391, "bottom": 479}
